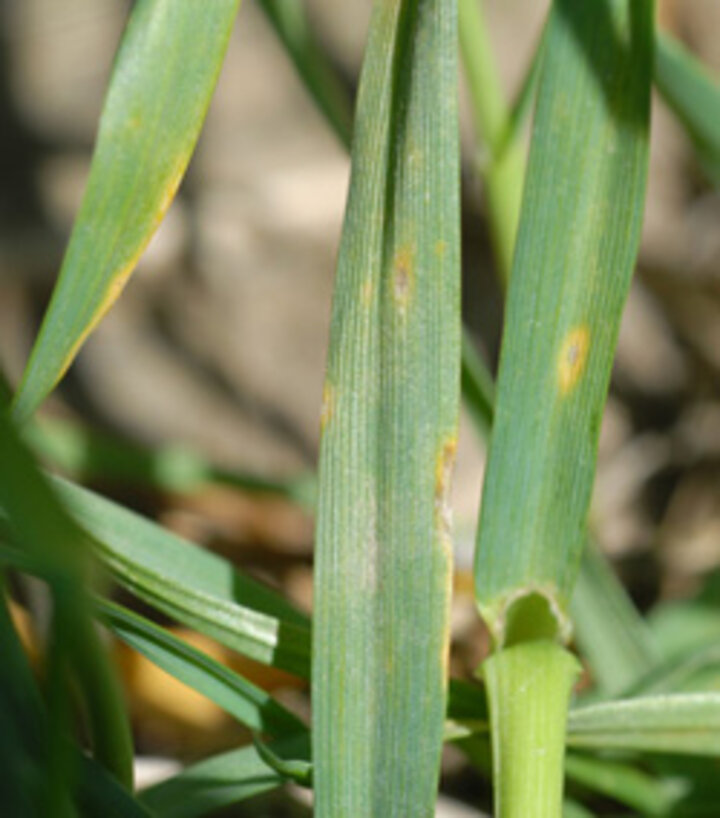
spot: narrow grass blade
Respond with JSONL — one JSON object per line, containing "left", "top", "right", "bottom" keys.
{"left": 257, "top": 0, "right": 352, "bottom": 147}
{"left": 563, "top": 801, "right": 596, "bottom": 818}
{"left": 648, "top": 592, "right": 720, "bottom": 661}
{"left": 98, "top": 599, "right": 306, "bottom": 737}
{"left": 77, "top": 755, "right": 152, "bottom": 818}
{"left": 139, "top": 735, "right": 309, "bottom": 818}
{"left": 458, "top": 0, "right": 526, "bottom": 280}
{"left": 565, "top": 753, "right": 681, "bottom": 817}
{"left": 655, "top": 34, "right": 720, "bottom": 186}
{"left": 461, "top": 331, "right": 495, "bottom": 438}
{"left": 623, "top": 642, "right": 720, "bottom": 698}
{"left": 12, "top": 0, "right": 241, "bottom": 423}
{"left": 474, "top": 0, "right": 654, "bottom": 644}
{"left": 312, "top": 0, "right": 460, "bottom": 815}
{"left": 568, "top": 694, "right": 720, "bottom": 756}
{"left": 497, "top": 23, "right": 547, "bottom": 161}
{"left": 0, "top": 408, "right": 133, "bottom": 788}
{"left": 51, "top": 477, "right": 310, "bottom": 677}
{"left": 571, "top": 543, "right": 660, "bottom": 697}
{"left": 26, "top": 416, "right": 315, "bottom": 508}
{"left": 0, "top": 579, "right": 47, "bottom": 815}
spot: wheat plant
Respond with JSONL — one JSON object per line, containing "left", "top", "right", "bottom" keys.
{"left": 2, "top": 0, "right": 720, "bottom": 816}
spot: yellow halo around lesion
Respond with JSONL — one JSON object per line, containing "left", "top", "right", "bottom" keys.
{"left": 557, "top": 325, "right": 590, "bottom": 395}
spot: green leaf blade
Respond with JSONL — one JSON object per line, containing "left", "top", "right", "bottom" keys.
{"left": 139, "top": 735, "right": 309, "bottom": 818}
{"left": 474, "top": 0, "right": 655, "bottom": 643}
{"left": 52, "top": 477, "right": 311, "bottom": 677}
{"left": 12, "top": 0, "right": 241, "bottom": 423}
{"left": 312, "top": 0, "right": 461, "bottom": 815}
{"left": 568, "top": 694, "right": 720, "bottom": 756}
{"left": 0, "top": 409, "right": 133, "bottom": 789}
{"left": 571, "top": 543, "right": 660, "bottom": 698}
{"left": 99, "top": 600, "right": 306, "bottom": 737}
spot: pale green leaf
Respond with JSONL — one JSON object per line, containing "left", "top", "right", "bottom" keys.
{"left": 483, "top": 641, "right": 579, "bottom": 818}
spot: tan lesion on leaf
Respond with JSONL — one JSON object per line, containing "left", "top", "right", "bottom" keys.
{"left": 434, "top": 436, "right": 457, "bottom": 679}
{"left": 392, "top": 244, "right": 414, "bottom": 315}
{"left": 360, "top": 277, "right": 374, "bottom": 308}
{"left": 434, "top": 436, "right": 457, "bottom": 555}
{"left": 320, "top": 381, "right": 336, "bottom": 432}
{"left": 557, "top": 324, "right": 590, "bottom": 395}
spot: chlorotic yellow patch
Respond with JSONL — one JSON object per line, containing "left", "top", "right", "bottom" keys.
{"left": 360, "top": 277, "right": 374, "bottom": 308}
{"left": 434, "top": 436, "right": 457, "bottom": 677}
{"left": 392, "top": 244, "right": 414, "bottom": 313}
{"left": 557, "top": 325, "right": 590, "bottom": 395}
{"left": 434, "top": 435, "right": 457, "bottom": 554}
{"left": 320, "top": 381, "right": 335, "bottom": 432}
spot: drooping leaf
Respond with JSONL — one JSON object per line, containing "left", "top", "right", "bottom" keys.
{"left": 312, "top": 0, "right": 461, "bottom": 815}
{"left": 571, "top": 542, "right": 660, "bottom": 698}
{"left": 568, "top": 694, "right": 720, "bottom": 756}
{"left": 99, "top": 599, "right": 306, "bottom": 737}
{"left": 139, "top": 735, "right": 309, "bottom": 818}
{"left": 51, "top": 476, "right": 311, "bottom": 677}
{"left": 624, "top": 642, "right": 720, "bottom": 698}
{"left": 12, "top": 0, "right": 242, "bottom": 423}
{"left": 564, "top": 753, "right": 682, "bottom": 817}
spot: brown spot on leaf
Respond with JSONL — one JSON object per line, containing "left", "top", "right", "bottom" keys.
{"left": 320, "top": 381, "right": 335, "bottom": 432}
{"left": 557, "top": 325, "right": 590, "bottom": 395}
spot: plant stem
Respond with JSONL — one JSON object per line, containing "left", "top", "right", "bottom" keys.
{"left": 483, "top": 640, "right": 579, "bottom": 818}
{"left": 458, "top": 0, "right": 526, "bottom": 283}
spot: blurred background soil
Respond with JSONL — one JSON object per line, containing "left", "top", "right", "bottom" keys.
{"left": 1, "top": 0, "right": 720, "bottom": 814}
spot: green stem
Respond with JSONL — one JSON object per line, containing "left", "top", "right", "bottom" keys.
{"left": 257, "top": 0, "right": 353, "bottom": 148}
{"left": 458, "top": 0, "right": 527, "bottom": 283}
{"left": 483, "top": 640, "right": 580, "bottom": 818}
